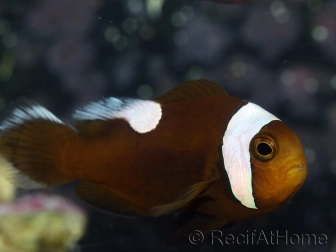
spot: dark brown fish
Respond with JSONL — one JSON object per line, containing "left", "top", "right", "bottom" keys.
{"left": 0, "top": 79, "right": 307, "bottom": 245}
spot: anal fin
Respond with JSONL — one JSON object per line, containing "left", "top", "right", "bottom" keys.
{"left": 76, "top": 181, "right": 151, "bottom": 217}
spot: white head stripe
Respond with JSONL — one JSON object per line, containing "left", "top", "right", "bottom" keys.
{"left": 222, "top": 102, "right": 280, "bottom": 209}
{"left": 73, "top": 98, "right": 162, "bottom": 134}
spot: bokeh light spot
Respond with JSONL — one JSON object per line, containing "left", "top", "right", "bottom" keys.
{"left": 122, "top": 18, "right": 138, "bottom": 34}
{"left": 180, "top": 6, "right": 195, "bottom": 21}
{"left": 104, "top": 26, "right": 120, "bottom": 43}
{"left": 270, "top": 1, "right": 289, "bottom": 24}
{"left": 137, "top": 85, "right": 154, "bottom": 99}
{"left": 127, "top": 0, "right": 143, "bottom": 14}
{"left": 312, "top": 25, "right": 328, "bottom": 42}
{"left": 303, "top": 77, "right": 319, "bottom": 93}
{"left": 171, "top": 12, "right": 188, "bottom": 28}
{"left": 186, "top": 65, "right": 203, "bottom": 80}
{"left": 231, "top": 61, "right": 247, "bottom": 78}
{"left": 281, "top": 70, "right": 296, "bottom": 86}
{"left": 114, "top": 35, "right": 128, "bottom": 50}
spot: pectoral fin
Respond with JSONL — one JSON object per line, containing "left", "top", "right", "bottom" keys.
{"left": 151, "top": 177, "right": 218, "bottom": 217}
{"left": 76, "top": 181, "right": 150, "bottom": 217}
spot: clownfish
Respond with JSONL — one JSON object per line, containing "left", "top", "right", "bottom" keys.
{"left": 0, "top": 79, "right": 307, "bottom": 245}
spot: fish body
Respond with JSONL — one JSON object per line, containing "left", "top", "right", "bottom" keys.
{"left": 0, "top": 79, "right": 307, "bottom": 244}
{"left": 72, "top": 87, "right": 244, "bottom": 209}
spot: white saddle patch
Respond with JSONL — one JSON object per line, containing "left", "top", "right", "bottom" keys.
{"left": 73, "top": 98, "right": 162, "bottom": 133}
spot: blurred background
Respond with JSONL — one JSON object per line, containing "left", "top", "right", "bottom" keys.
{"left": 0, "top": 0, "right": 335, "bottom": 251}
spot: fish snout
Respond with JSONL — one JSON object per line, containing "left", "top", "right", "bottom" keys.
{"left": 286, "top": 163, "right": 308, "bottom": 184}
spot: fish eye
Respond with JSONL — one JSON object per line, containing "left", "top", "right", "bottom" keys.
{"left": 250, "top": 137, "right": 276, "bottom": 161}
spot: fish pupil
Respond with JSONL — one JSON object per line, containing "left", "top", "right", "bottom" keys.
{"left": 257, "top": 143, "right": 272, "bottom": 156}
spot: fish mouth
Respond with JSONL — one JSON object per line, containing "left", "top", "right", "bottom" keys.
{"left": 287, "top": 163, "right": 308, "bottom": 174}
{"left": 253, "top": 162, "right": 308, "bottom": 210}
{"left": 262, "top": 163, "right": 308, "bottom": 210}
{"left": 286, "top": 163, "right": 308, "bottom": 188}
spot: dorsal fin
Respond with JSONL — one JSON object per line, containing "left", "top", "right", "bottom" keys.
{"left": 155, "top": 79, "right": 228, "bottom": 104}
{"left": 74, "top": 120, "right": 112, "bottom": 137}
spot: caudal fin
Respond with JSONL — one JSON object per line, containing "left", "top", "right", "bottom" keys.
{"left": 0, "top": 100, "right": 78, "bottom": 189}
